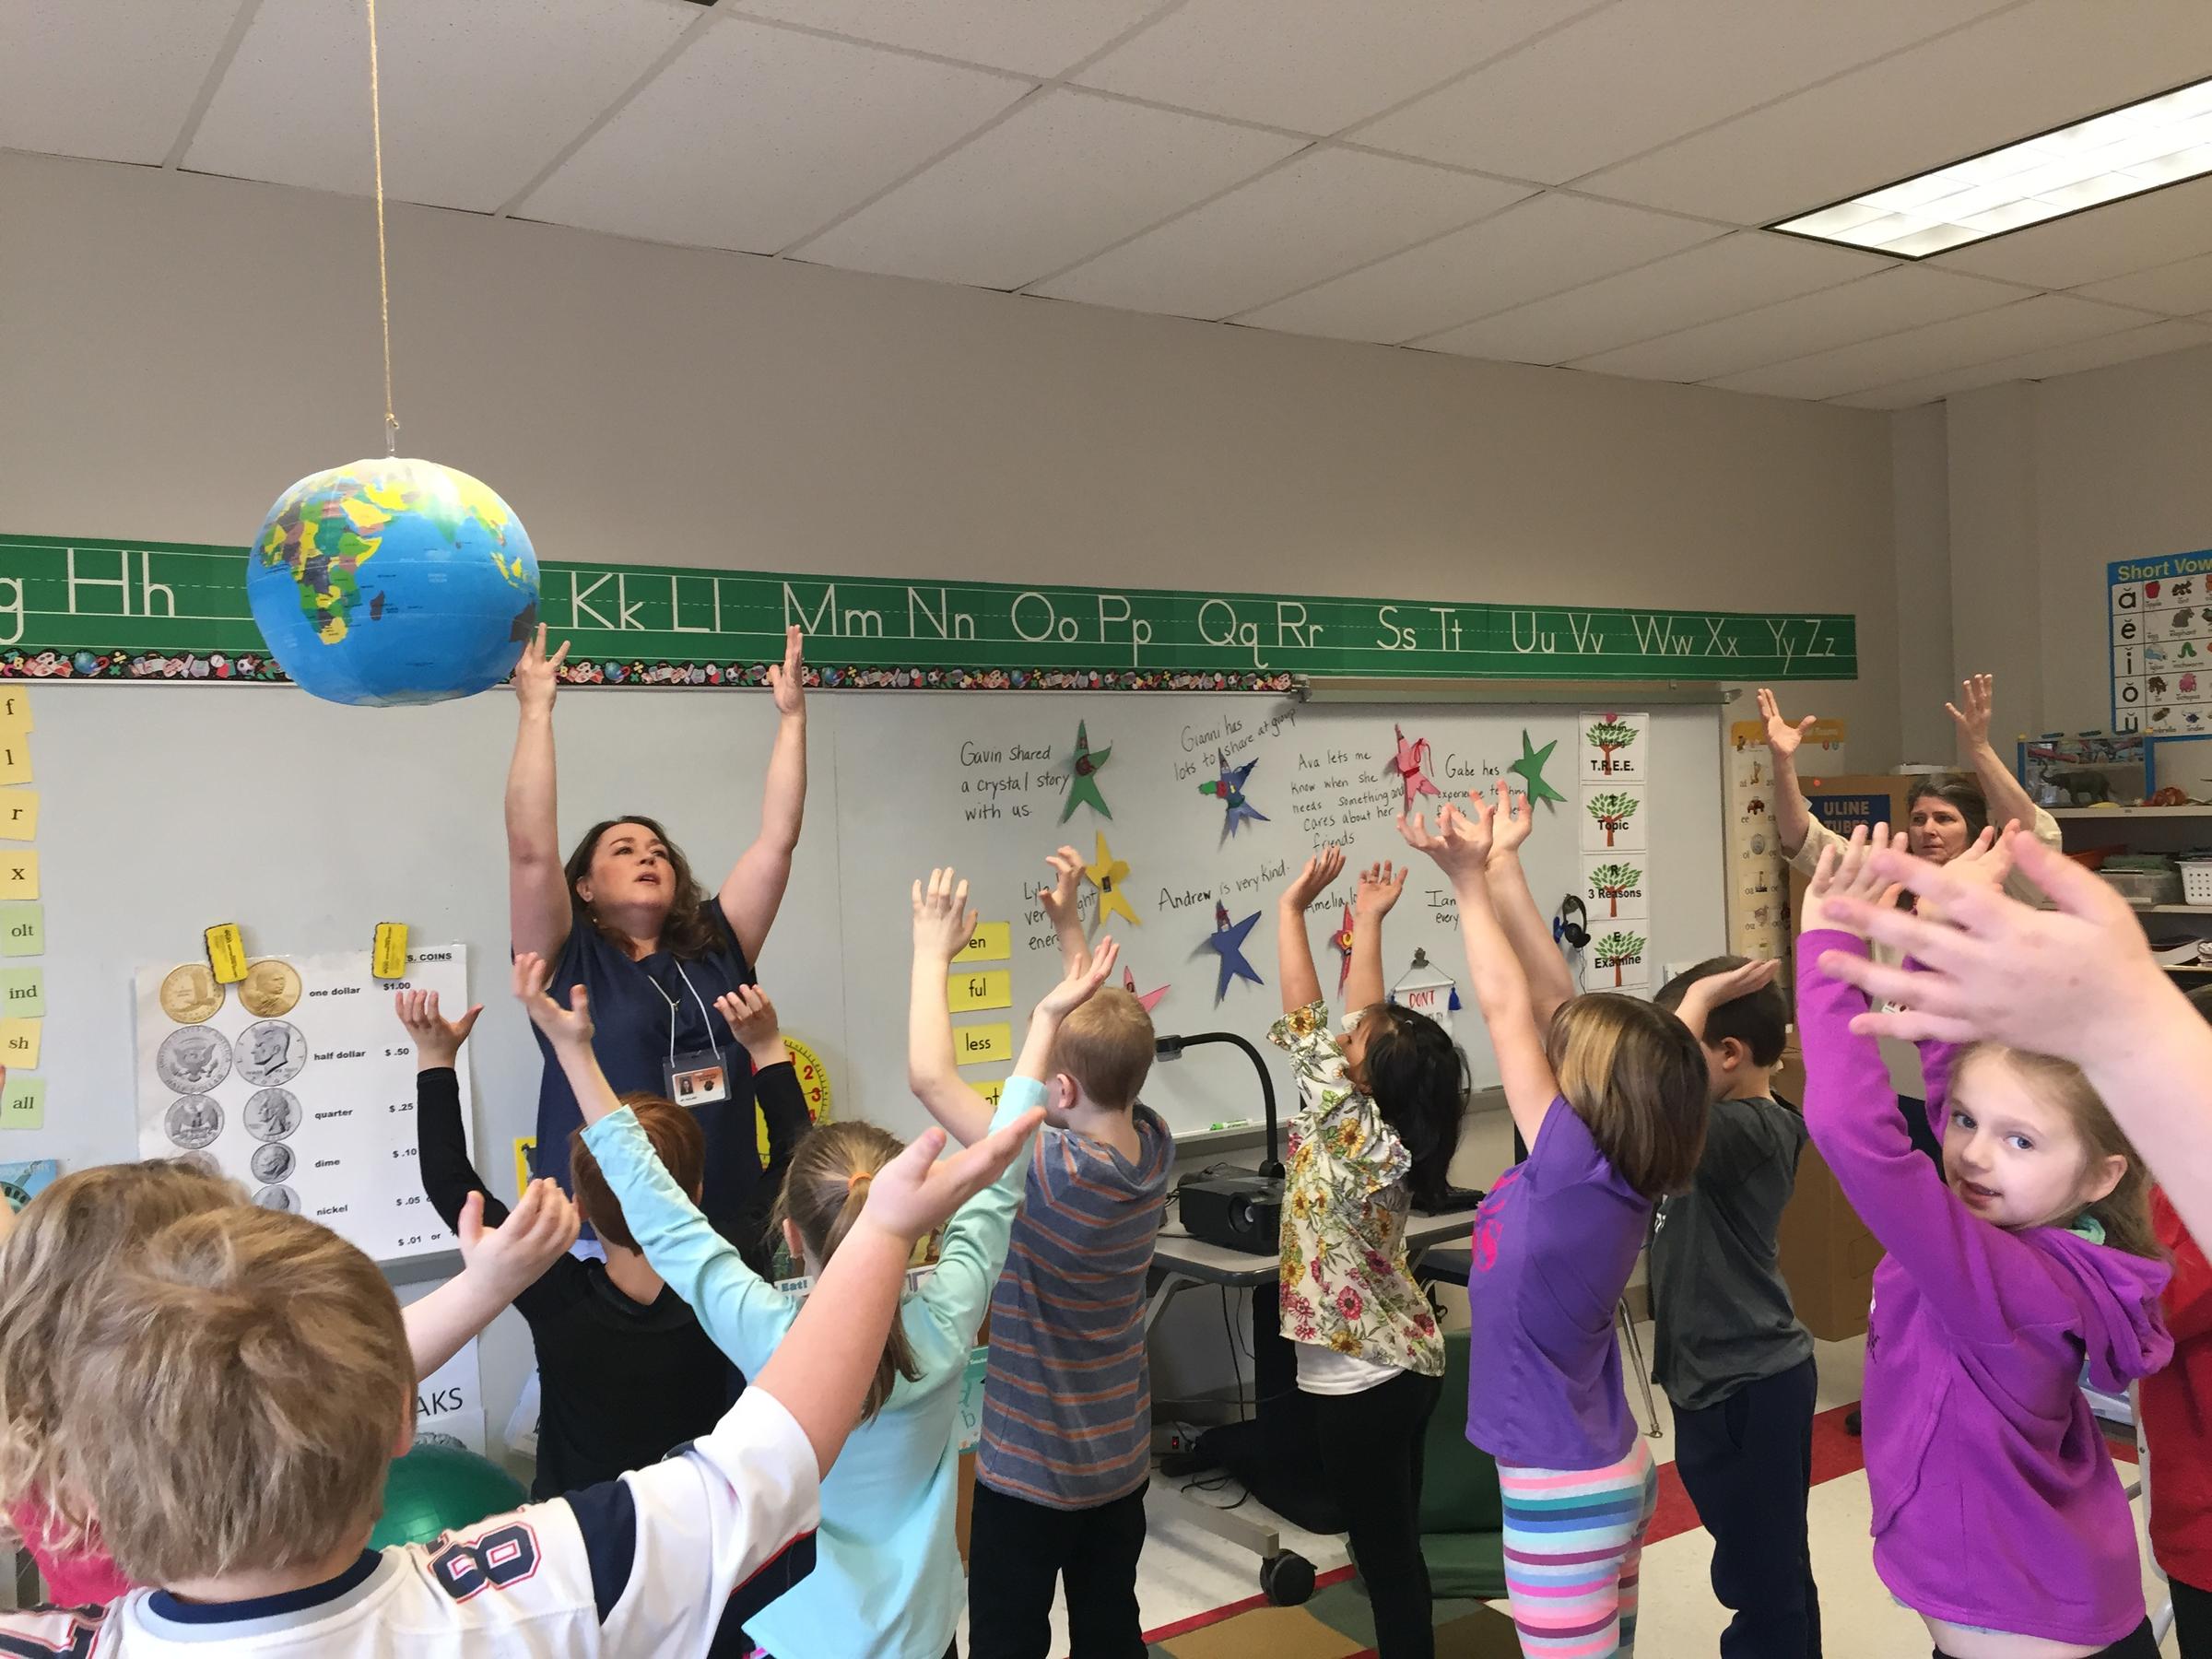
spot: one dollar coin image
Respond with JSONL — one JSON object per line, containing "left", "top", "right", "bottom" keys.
{"left": 239, "top": 959, "right": 302, "bottom": 1018}
{"left": 159, "top": 963, "right": 225, "bottom": 1025}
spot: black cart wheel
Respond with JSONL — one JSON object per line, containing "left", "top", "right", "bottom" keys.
{"left": 1260, "top": 1549, "right": 1315, "bottom": 1606}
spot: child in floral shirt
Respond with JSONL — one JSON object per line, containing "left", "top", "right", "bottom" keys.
{"left": 1270, "top": 847, "right": 1462, "bottom": 1659}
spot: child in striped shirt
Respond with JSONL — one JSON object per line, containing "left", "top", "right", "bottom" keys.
{"left": 909, "top": 848, "right": 1176, "bottom": 1659}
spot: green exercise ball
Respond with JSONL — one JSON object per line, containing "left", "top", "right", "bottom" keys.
{"left": 370, "top": 1439, "right": 526, "bottom": 1549}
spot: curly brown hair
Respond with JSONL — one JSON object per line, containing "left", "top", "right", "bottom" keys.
{"left": 564, "top": 815, "right": 724, "bottom": 959}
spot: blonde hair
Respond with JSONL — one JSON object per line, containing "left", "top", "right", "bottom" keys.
{"left": 1952, "top": 1045, "right": 2161, "bottom": 1259}
{"left": 771, "top": 1122, "right": 921, "bottom": 1423}
{"left": 1547, "top": 994, "right": 1709, "bottom": 1201}
{"left": 1050, "top": 988, "right": 1155, "bottom": 1112}
{"left": 0, "top": 1159, "right": 241, "bottom": 1533}
{"left": 41, "top": 1206, "right": 412, "bottom": 1584}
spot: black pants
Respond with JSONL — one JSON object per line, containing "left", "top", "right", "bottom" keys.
{"left": 1311, "top": 1368, "right": 1444, "bottom": 1659}
{"left": 2175, "top": 1576, "right": 2212, "bottom": 1659}
{"left": 1936, "top": 1616, "right": 2159, "bottom": 1658}
{"left": 1674, "top": 1356, "right": 1821, "bottom": 1659}
{"left": 966, "top": 1479, "right": 1148, "bottom": 1659}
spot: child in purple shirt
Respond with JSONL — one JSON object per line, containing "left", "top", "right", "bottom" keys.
{"left": 1402, "top": 785, "right": 1708, "bottom": 1658}
{"left": 1798, "top": 827, "right": 2171, "bottom": 1659}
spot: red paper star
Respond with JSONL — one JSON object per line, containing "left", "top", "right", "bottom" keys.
{"left": 1387, "top": 724, "right": 1442, "bottom": 814}
{"left": 1122, "top": 965, "right": 1169, "bottom": 1013}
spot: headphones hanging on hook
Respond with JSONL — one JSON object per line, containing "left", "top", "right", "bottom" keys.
{"left": 1554, "top": 895, "right": 1591, "bottom": 950}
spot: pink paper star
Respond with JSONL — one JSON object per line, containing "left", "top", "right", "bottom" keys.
{"left": 1122, "top": 965, "right": 1169, "bottom": 1013}
{"left": 1386, "top": 724, "right": 1442, "bottom": 814}
{"left": 1331, "top": 904, "right": 1356, "bottom": 994}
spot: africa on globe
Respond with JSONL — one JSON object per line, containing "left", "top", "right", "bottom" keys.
{"left": 246, "top": 457, "right": 540, "bottom": 706}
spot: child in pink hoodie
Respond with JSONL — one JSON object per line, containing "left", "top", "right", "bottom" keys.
{"left": 1797, "top": 829, "right": 2171, "bottom": 1659}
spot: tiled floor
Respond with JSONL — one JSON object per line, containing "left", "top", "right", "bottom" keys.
{"left": 961, "top": 1327, "right": 2180, "bottom": 1658}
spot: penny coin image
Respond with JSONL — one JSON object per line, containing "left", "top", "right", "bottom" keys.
{"left": 253, "top": 1184, "right": 298, "bottom": 1213}
{"left": 159, "top": 963, "right": 225, "bottom": 1025}
{"left": 236, "top": 1020, "right": 306, "bottom": 1088}
{"left": 249, "top": 1142, "right": 295, "bottom": 1182}
{"left": 156, "top": 1027, "right": 231, "bottom": 1094}
{"left": 239, "top": 959, "right": 302, "bottom": 1019}
{"left": 164, "top": 1097, "right": 223, "bottom": 1150}
{"left": 243, "top": 1088, "right": 301, "bottom": 1142}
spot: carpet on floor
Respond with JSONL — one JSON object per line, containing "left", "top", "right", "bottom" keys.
{"left": 1143, "top": 1570, "right": 1521, "bottom": 1658}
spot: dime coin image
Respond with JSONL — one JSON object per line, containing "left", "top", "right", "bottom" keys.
{"left": 239, "top": 959, "right": 302, "bottom": 1019}
{"left": 253, "top": 1184, "right": 298, "bottom": 1213}
{"left": 159, "top": 963, "right": 225, "bottom": 1025}
{"left": 164, "top": 1097, "right": 223, "bottom": 1150}
{"left": 156, "top": 1027, "right": 231, "bottom": 1094}
{"left": 236, "top": 1020, "right": 306, "bottom": 1088}
{"left": 249, "top": 1142, "right": 295, "bottom": 1182}
{"left": 243, "top": 1088, "right": 301, "bottom": 1142}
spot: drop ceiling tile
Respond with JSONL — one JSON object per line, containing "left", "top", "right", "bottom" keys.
{"left": 1031, "top": 149, "right": 1531, "bottom": 319}
{"left": 1573, "top": 265, "right": 2026, "bottom": 382}
{"left": 1359, "top": 0, "right": 2010, "bottom": 184}
{"left": 1931, "top": 173, "right": 2212, "bottom": 289}
{"left": 1833, "top": 318, "right": 2212, "bottom": 407}
{"left": 2078, "top": 249, "right": 2212, "bottom": 316}
{"left": 517, "top": 22, "right": 1026, "bottom": 254}
{"left": 1236, "top": 191, "right": 1717, "bottom": 342}
{"left": 722, "top": 0, "right": 1162, "bottom": 76}
{"left": 1075, "top": 0, "right": 1596, "bottom": 135}
{"left": 1418, "top": 230, "right": 1883, "bottom": 364}
{"left": 183, "top": 0, "right": 697, "bottom": 211}
{"left": 1583, "top": 0, "right": 2212, "bottom": 225}
{"left": 792, "top": 89, "right": 1301, "bottom": 289}
{"left": 0, "top": 0, "right": 241, "bottom": 165}
{"left": 1710, "top": 293, "right": 2147, "bottom": 400}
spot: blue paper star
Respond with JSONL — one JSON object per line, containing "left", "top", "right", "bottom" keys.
{"left": 1201, "top": 901, "right": 1264, "bottom": 1004}
{"left": 1198, "top": 750, "right": 1270, "bottom": 841}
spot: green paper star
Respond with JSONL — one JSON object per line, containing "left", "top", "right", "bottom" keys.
{"left": 1508, "top": 730, "right": 1567, "bottom": 805}
{"left": 1060, "top": 720, "right": 1113, "bottom": 822}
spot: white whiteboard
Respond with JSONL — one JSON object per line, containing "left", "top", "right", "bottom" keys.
{"left": 21, "top": 685, "right": 1724, "bottom": 1186}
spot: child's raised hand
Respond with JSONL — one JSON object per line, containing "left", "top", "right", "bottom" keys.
{"left": 513, "top": 952, "right": 594, "bottom": 1050}
{"left": 1039, "top": 935, "right": 1119, "bottom": 1019}
{"left": 1282, "top": 846, "right": 1346, "bottom": 910}
{"left": 912, "top": 868, "right": 980, "bottom": 963}
{"left": 1039, "top": 846, "right": 1085, "bottom": 928}
{"left": 717, "top": 984, "right": 783, "bottom": 1059}
{"left": 1918, "top": 821, "right": 2016, "bottom": 926}
{"left": 766, "top": 625, "right": 806, "bottom": 719}
{"left": 1399, "top": 796, "right": 1493, "bottom": 877}
{"left": 1488, "top": 781, "right": 1535, "bottom": 858}
{"left": 1354, "top": 859, "right": 1407, "bottom": 921}
{"left": 1803, "top": 824, "right": 1906, "bottom": 936}
{"left": 1677, "top": 958, "right": 1780, "bottom": 1018}
{"left": 857, "top": 1112, "right": 1048, "bottom": 1245}
{"left": 394, "top": 989, "right": 482, "bottom": 1069}
{"left": 457, "top": 1181, "right": 580, "bottom": 1300}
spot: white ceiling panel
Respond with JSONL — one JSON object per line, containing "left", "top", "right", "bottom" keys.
{"left": 1237, "top": 191, "right": 1717, "bottom": 341}
{"left": 792, "top": 89, "right": 1301, "bottom": 289}
{"left": 722, "top": 0, "right": 1165, "bottom": 77}
{"left": 183, "top": 0, "right": 697, "bottom": 212}
{"left": 1416, "top": 230, "right": 1883, "bottom": 364}
{"left": 0, "top": 0, "right": 242, "bottom": 165}
{"left": 516, "top": 21, "right": 1026, "bottom": 255}
{"left": 1571, "top": 265, "right": 2025, "bottom": 382}
{"left": 2077, "top": 249, "right": 2212, "bottom": 316}
{"left": 1710, "top": 292, "right": 2147, "bottom": 400}
{"left": 1358, "top": 0, "right": 2011, "bottom": 185}
{"left": 1834, "top": 318, "right": 2212, "bottom": 407}
{"left": 1583, "top": 1, "right": 2212, "bottom": 225}
{"left": 1030, "top": 150, "right": 1531, "bottom": 320}
{"left": 1931, "top": 173, "right": 2212, "bottom": 290}
{"left": 1075, "top": 0, "right": 1597, "bottom": 135}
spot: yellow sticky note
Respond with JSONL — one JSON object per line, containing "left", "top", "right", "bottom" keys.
{"left": 977, "top": 1077, "right": 1007, "bottom": 1107}
{"left": 205, "top": 924, "right": 246, "bottom": 982}
{"left": 947, "top": 970, "right": 1013, "bottom": 1013}
{"left": 0, "top": 690, "right": 31, "bottom": 733}
{"left": 0, "top": 1075, "right": 41, "bottom": 1131}
{"left": 0, "top": 1018, "right": 41, "bottom": 1069}
{"left": 0, "top": 737, "right": 28, "bottom": 787}
{"left": 953, "top": 923, "right": 1011, "bottom": 964}
{"left": 0, "top": 904, "right": 41, "bottom": 957}
{"left": 0, "top": 851, "right": 35, "bottom": 902}
{"left": 954, "top": 1022, "right": 1011, "bottom": 1066}
{"left": 0, "top": 791, "right": 36, "bottom": 841}
{"left": 373, "top": 923, "right": 409, "bottom": 980}
{"left": 513, "top": 1136, "right": 537, "bottom": 1199}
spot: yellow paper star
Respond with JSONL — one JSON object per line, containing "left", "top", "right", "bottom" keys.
{"left": 1087, "top": 832, "right": 1141, "bottom": 929}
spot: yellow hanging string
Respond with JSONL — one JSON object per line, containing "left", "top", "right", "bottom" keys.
{"left": 366, "top": 0, "right": 397, "bottom": 457}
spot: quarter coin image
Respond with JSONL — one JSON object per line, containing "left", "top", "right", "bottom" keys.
{"left": 243, "top": 1088, "right": 301, "bottom": 1143}
{"left": 164, "top": 1097, "right": 223, "bottom": 1150}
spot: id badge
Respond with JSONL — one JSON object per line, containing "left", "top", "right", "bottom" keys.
{"left": 665, "top": 1047, "right": 732, "bottom": 1108}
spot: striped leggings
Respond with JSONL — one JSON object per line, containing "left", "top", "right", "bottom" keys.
{"left": 1497, "top": 1441, "right": 1659, "bottom": 1659}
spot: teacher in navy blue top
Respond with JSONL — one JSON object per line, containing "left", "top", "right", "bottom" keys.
{"left": 505, "top": 622, "right": 809, "bottom": 1250}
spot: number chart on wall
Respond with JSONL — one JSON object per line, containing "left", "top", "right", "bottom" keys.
{"left": 2110, "top": 550, "right": 2212, "bottom": 734}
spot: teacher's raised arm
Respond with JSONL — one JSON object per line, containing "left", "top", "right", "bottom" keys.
{"left": 717, "top": 626, "right": 808, "bottom": 964}
{"left": 506, "top": 625, "right": 573, "bottom": 962}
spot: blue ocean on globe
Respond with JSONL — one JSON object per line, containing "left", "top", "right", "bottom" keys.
{"left": 246, "top": 457, "right": 540, "bottom": 707}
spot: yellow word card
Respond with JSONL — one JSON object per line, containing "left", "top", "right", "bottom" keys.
{"left": 947, "top": 970, "right": 1013, "bottom": 1013}
{"left": 953, "top": 923, "right": 1012, "bottom": 964}
{"left": 0, "top": 852, "right": 35, "bottom": 902}
{"left": 954, "top": 1022, "right": 1011, "bottom": 1066}
{"left": 0, "top": 791, "right": 36, "bottom": 841}
{"left": 1, "top": 1018, "right": 41, "bottom": 1069}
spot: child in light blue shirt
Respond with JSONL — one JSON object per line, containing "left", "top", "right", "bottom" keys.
{"left": 546, "top": 868, "right": 1119, "bottom": 1659}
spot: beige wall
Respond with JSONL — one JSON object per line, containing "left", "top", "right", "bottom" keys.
{"left": 3, "top": 147, "right": 1901, "bottom": 755}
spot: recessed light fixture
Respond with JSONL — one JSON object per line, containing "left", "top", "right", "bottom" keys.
{"left": 1771, "top": 76, "right": 2212, "bottom": 258}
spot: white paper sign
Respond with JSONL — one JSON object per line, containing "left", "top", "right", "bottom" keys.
{"left": 414, "top": 1338, "right": 487, "bottom": 1455}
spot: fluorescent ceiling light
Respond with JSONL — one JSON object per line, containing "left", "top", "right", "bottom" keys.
{"left": 1771, "top": 76, "right": 2212, "bottom": 257}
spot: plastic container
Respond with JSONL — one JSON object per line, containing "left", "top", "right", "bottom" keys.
{"left": 2183, "top": 859, "right": 2212, "bottom": 906}
{"left": 2100, "top": 866, "right": 2184, "bottom": 906}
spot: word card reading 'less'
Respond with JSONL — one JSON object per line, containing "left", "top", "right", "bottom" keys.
{"left": 955, "top": 1023, "right": 1011, "bottom": 1066}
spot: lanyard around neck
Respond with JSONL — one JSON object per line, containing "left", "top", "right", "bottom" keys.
{"left": 648, "top": 960, "right": 718, "bottom": 1066}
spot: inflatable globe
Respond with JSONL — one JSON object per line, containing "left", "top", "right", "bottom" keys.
{"left": 370, "top": 1440, "right": 526, "bottom": 1549}
{"left": 246, "top": 457, "right": 540, "bottom": 706}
